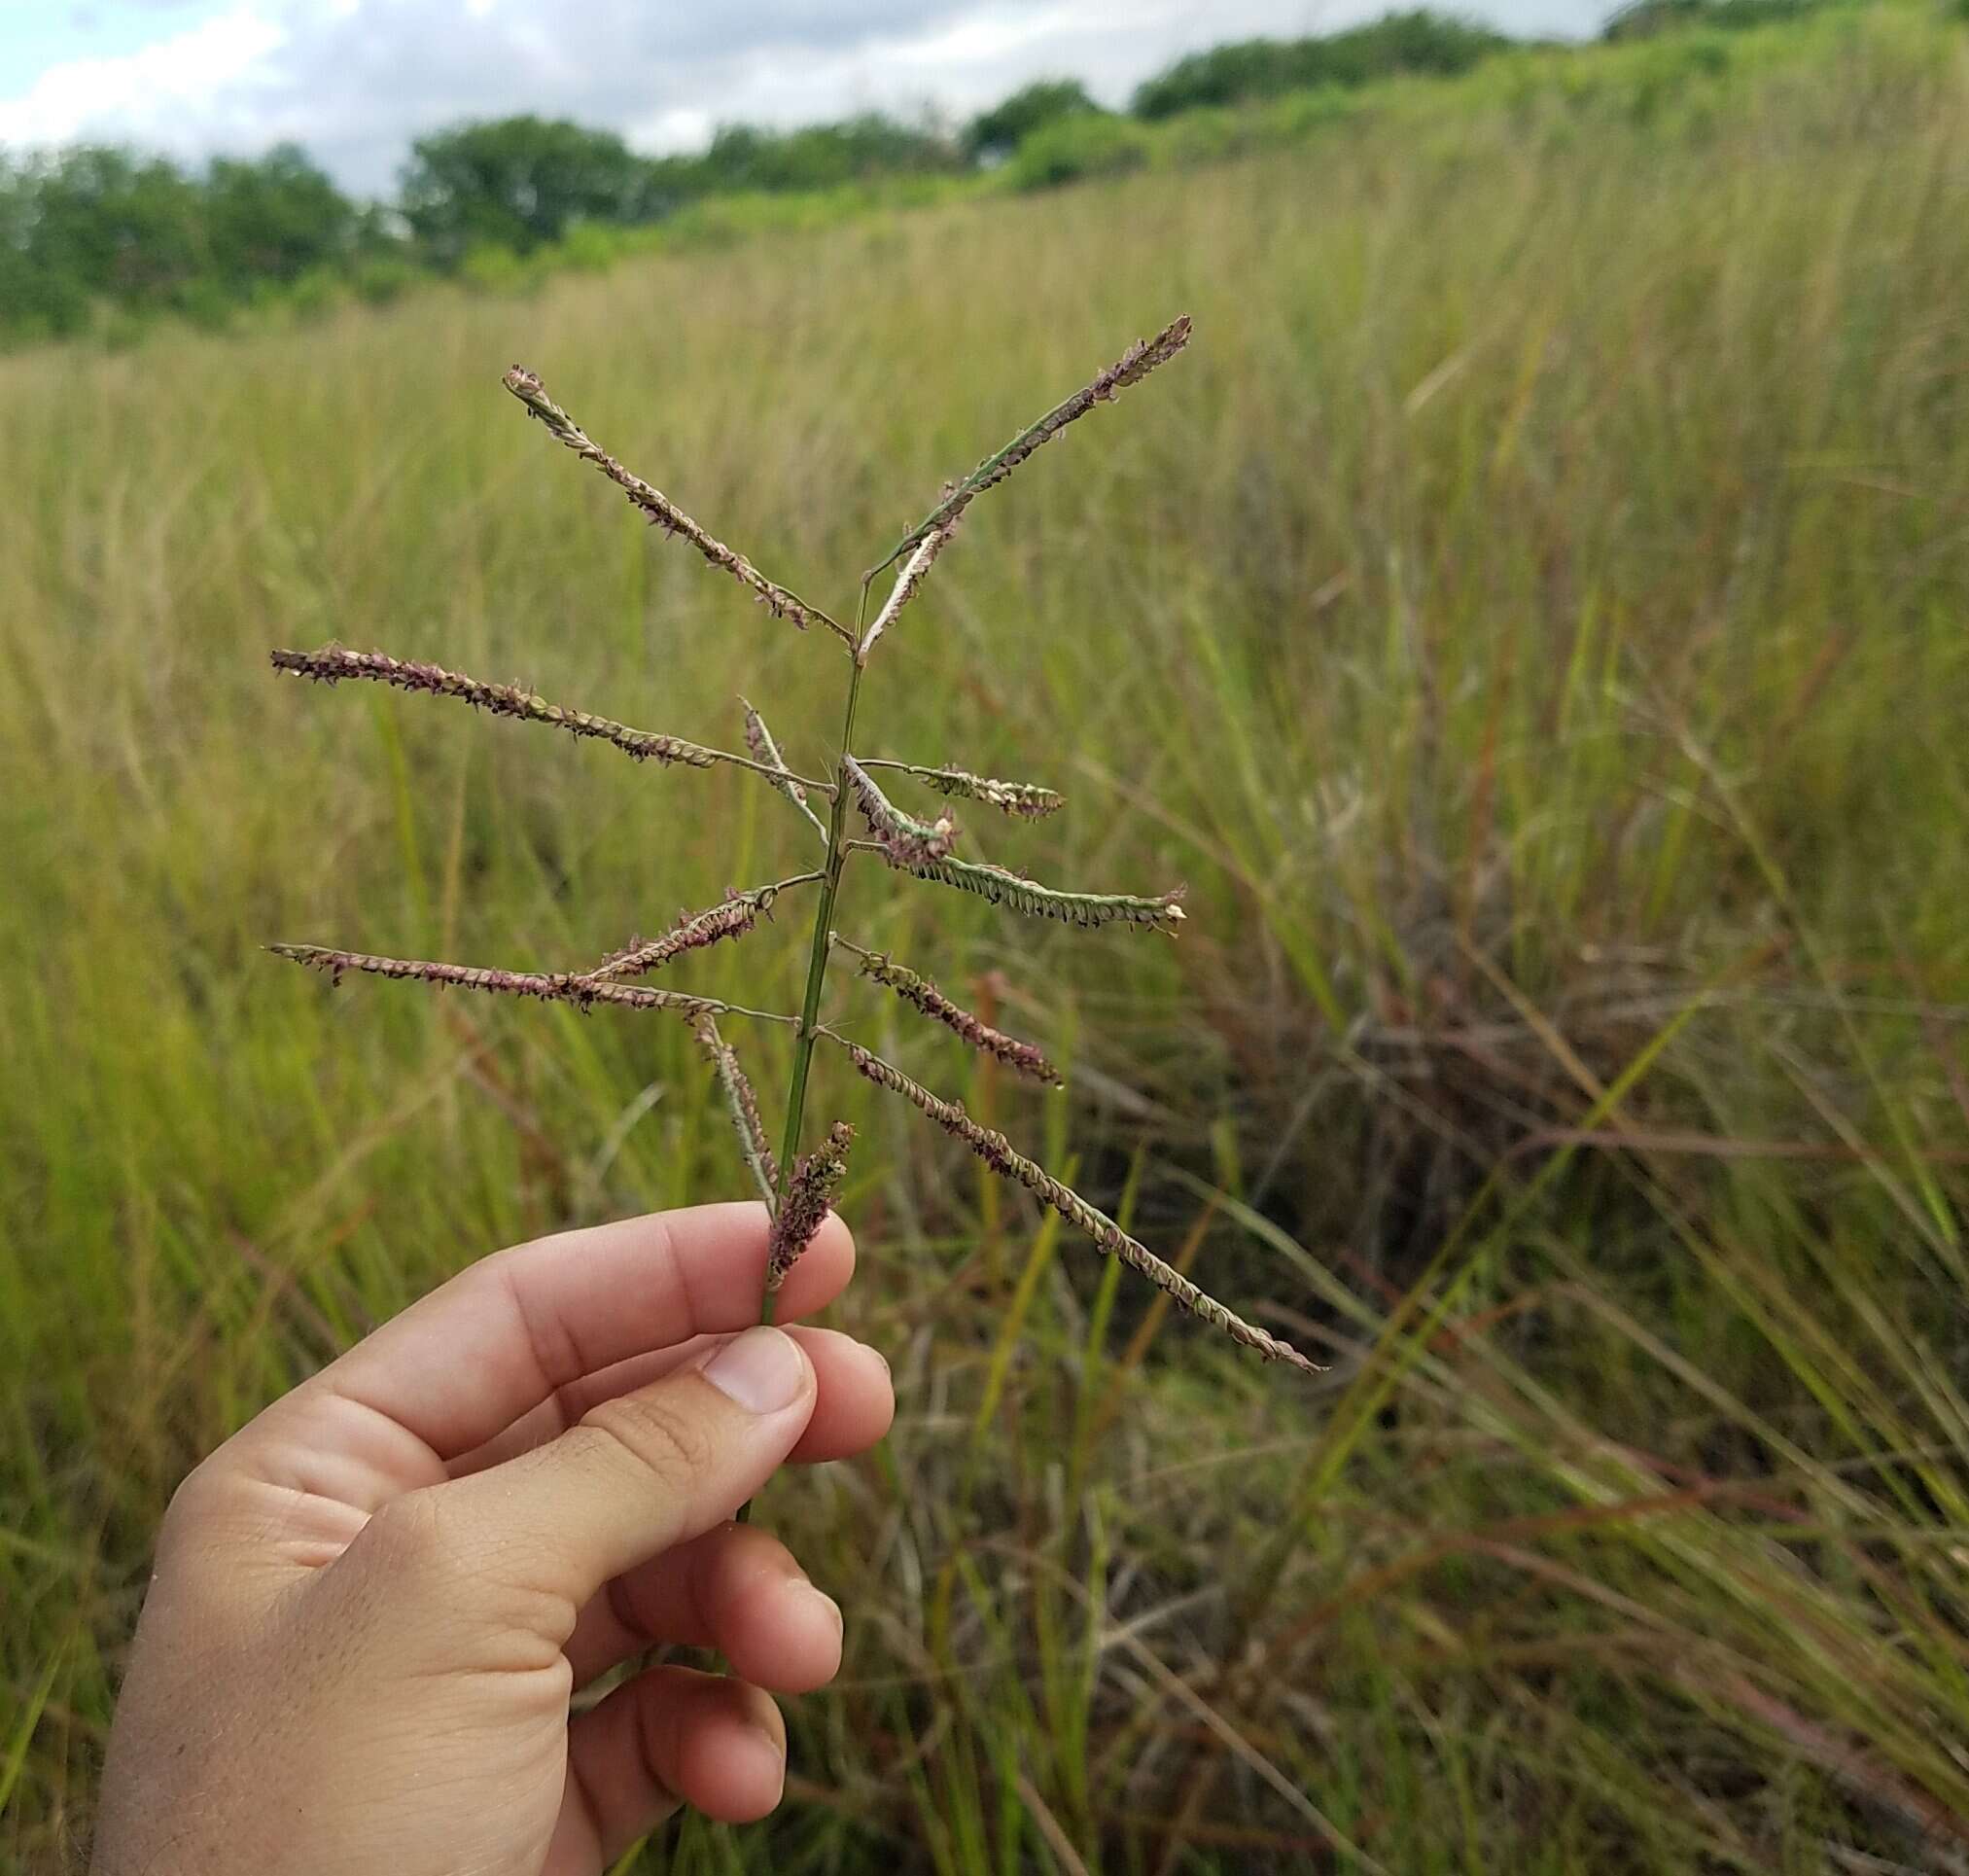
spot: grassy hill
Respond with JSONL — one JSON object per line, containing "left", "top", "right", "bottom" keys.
{"left": 4, "top": 8, "right": 1967, "bottom": 1869}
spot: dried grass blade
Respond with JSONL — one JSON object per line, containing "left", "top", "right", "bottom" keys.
{"left": 838, "top": 1041, "right": 1319, "bottom": 1372}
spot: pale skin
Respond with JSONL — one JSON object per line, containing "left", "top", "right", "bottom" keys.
{"left": 90, "top": 1203, "right": 894, "bottom": 1876}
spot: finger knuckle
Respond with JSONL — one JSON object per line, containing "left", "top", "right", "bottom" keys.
{"left": 158, "top": 1457, "right": 225, "bottom": 1546}
{"left": 579, "top": 1390, "right": 713, "bottom": 1496}
{"left": 355, "top": 1487, "right": 453, "bottom": 1580}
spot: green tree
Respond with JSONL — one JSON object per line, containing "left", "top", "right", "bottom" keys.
{"left": 203, "top": 144, "right": 357, "bottom": 288}
{"left": 17, "top": 146, "right": 208, "bottom": 306}
{"left": 1601, "top": 0, "right": 1829, "bottom": 37}
{"left": 1132, "top": 12, "right": 1509, "bottom": 118}
{"left": 400, "top": 117, "right": 654, "bottom": 260}
{"left": 0, "top": 159, "right": 89, "bottom": 337}
{"left": 964, "top": 80, "right": 1104, "bottom": 159}
{"left": 686, "top": 115, "right": 961, "bottom": 195}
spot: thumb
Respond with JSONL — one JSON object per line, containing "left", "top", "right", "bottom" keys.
{"left": 406, "top": 1325, "right": 818, "bottom": 1610}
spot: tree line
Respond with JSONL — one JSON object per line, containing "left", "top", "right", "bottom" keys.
{"left": 0, "top": 2, "right": 1847, "bottom": 344}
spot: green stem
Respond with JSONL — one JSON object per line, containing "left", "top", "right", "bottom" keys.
{"left": 759, "top": 578, "right": 873, "bottom": 1327}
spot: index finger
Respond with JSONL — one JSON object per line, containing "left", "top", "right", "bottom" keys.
{"left": 264, "top": 1203, "right": 855, "bottom": 1468}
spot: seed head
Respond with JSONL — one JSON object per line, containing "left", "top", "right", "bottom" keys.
{"left": 849, "top": 944, "right": 1063, "bottom": 1086}
{"left": 585, "top": 886, "right": 774, "bottom": 984}
{"left": 270, "top": 645, "right": 720, "bottom": 768}
{"left": 841, "top": 1043, "right": 1317, "bottom": 1372}
{"left": 766, "top": 1121, "right": 855, "bottom": 1291}
{"left": 691, "top": 1014, "right": 779, "bottom": 1205}
{"left": 844, "top": 756, "right": 958, "bottom": 865}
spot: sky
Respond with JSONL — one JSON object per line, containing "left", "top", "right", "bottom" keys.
{"left": 0, "top": 0, "right": 1606, "bottom": 196}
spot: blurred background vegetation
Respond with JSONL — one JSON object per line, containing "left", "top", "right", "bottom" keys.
{"left": 0, "top": 0, "right": 1935, "bottom": 348}
{"left": 5, "top": 3, "right": 1969, "bottom": 1871}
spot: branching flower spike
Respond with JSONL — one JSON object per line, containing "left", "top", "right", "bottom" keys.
{"left": 269, "top": 316, "right": 1317, "bottom": 1376}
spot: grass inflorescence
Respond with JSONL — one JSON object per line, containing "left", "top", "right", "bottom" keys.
{"left": 267, "top": 317, "right": 1318, "bottom": 1377}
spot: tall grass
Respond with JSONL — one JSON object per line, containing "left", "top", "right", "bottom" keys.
{"left": 4, "top": 11, "right": 1967, "bottom": 1869}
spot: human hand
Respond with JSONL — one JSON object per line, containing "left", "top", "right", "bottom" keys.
{"left": 90, "top": 1203, "right": 892, "bottom": 1876}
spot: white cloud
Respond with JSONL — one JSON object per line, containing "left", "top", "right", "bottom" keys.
{"left": 0, "top": 0, "right": 1603, "bottom": 195}
{"left": 0, "top": 5, "right": 283, "bottom": 150}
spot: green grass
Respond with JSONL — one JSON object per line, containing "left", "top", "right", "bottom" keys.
{"left": 5, "top": 9, "right": 1968, "bottom": 1870}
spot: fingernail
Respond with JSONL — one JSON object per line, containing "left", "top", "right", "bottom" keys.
{"left": 747, "top": 1717, "right": 788, "bottom": 1779}
{"left": 702, "top": 1326, "right": 806, "bottom": 1415}
{"left": 793, "top": 1579, "right": 843, "bottom": 1639}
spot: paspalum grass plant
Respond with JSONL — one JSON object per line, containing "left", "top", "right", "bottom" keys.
{"left": 267, "top": 316, "right": 1316, "bottom": 1375}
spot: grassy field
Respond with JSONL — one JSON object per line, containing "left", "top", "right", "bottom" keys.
{"left": 5, "top": 11, "right": 1969, "bottom": 1870}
